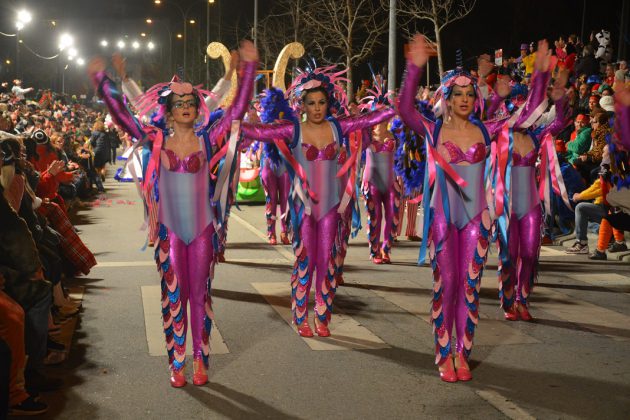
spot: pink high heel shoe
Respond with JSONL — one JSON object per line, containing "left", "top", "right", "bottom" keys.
{"left": 169, "top": 367, "right": 186, "bottom": 388}
{"left": 517, "top": 303, "right": 533, "bottom": 321}
{"left": 455, "top": 352, "right": 472, "bottom": 382}
{"left": 192, "top": 359, "right": 208, "bottom": 386}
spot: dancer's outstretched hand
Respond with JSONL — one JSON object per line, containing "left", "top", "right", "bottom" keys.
{"left": 228, "top": 50, "right": 240, "bottom": 75}
{"left": 550, "top": 70, "right": 569, "bottom": 102}
{"left": 408, "top": 34, "right": 431, "bottom": 68}
{"left": 87, "top": 57, "right": 106, "bottom": 77}
{"left": 112, "top": 53, "right": 127, "bottom": 80}
{"left": 239, "top": 40, "right": 258, "bottom": 63}
{"left": 534, "top": 40, "right": 551, "bottom": 72}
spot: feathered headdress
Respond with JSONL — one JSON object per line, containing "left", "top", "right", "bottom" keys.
{"left": 433, "top": 67, "right": 484, "bottom": 118}
{"left": 134, "top": 75, "right": 215, "bottom": 130}
{"left": 285, "top": 63, "right": 349, "bottom": 116}
{"left": 358, "top": 77, "right": 393, "bottom": 112}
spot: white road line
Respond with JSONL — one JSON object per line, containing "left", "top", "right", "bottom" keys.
{"left": 476, "top": 389, "right": 536, "bottom": 420}
{"left": 252, "top": 282, "right": 390, "bottom": 351}
{"left": 96, "top": 258, "right": 292, "bottom": 268}
{"left": 230, "top": 213, "right": 295, "bottom": 262}
{"left": 538, "top": 246, "right": 567, "bottom": 257}
{"left": 141, "top": 285, "right": 230, "bottom": 356}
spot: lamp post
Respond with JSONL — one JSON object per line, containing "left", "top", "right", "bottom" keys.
{"left": 154, "top": 0, "right": 215, "bottom": 81}
{"left": 14, "top": 9, "right": 32, "bottom": 80}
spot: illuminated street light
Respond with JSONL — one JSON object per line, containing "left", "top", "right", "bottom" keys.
{"left": 117, "top": 40, "right": 126, "bottom": 49}
{"left": 68, "top": 47, "right": 78, "bottom": 57}
{"left": 15, "top": 22, "right": 24, "bottom": 31}
{"left": 189, "top": 19, "right": 195, "bottom": 24}
{"left": 146, "top": 18, "right": 153, "bottom": 24}
{"left": 209, "top": 0, "right": 215, "bottom": 3}
{"left": 147, "top": 41, "right": 155, "bottom": 50}
{"left": 176, "top": 34, "right": 183, "bottom": 39}
{"left": 77, "top": 58, "right": 85, "bottom": 66}
{"left": 67, "top": 55, "right": 74, "bottom": 61}
{"left": 58, "top": 33, "right": 74, "bottom": 51}
{"left": 17, "top": 10, "right": 32, "bottom": 25}
{"left": 132, "top": 41, "right": 140, "bottom": 50}
{"left": 154, "top": 0, "right": 161, "bottom": 4}
{"left": 5, "top": 59, "right": 11, "bottom": 65}
{"left": 51, "top": 21, "right": 56, "bottom": 26}
{"left": 141, "top": 32, "right": 146, "bottom": 37}
{"left": 100, "top": 40, "right": 108, "bottom": 47}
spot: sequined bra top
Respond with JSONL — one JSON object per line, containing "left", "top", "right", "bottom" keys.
{"left": 161, "top": 149, "right": 205, "bottom": 173}
{"left": 301, "top": 142, "right": 347, "bottom": 164}
{"left": 372, "top": 137, "right": 396, "bottom": 153}
{"left": 512, "top": 149, "right": 537, "bottom": 167}
{"left": 441, "top": 141, "right": 486, "bottom": 164}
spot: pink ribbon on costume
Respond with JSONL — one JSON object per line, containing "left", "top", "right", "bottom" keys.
{"left": 337, "top": 130, "right": 362, "bottom": 214}
{"left": 208, "top": 134, "right": 228, "bottom": 181}
{"left": 426, "top": 142, "right": 468, "bottom": 189}
{"left": 493, "top": 125, "right": 510, "bottom": 217}
{"left": 538, "top": 132, "right": 571, "bottom": 214}
{"left": 274, "top": 137, "right": 318, "bottom": 203}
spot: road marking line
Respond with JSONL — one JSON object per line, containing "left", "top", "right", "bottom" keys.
{"left": 96, "top": 258, "right": 292, "bottom": 268}
{"left": 251, "top": 282, "right": 390, "bottom": 351}
{"left": 141, "top": 285, "right": 230, "bottom": 356}
{"left": 476, "top": 389, "right": 536, "bottom": 420}
{"left": 230, "top": 213, "right": 294, "bottom": 262}
{"left": 534, "top": 286, "right": 630, "bottom": 341}
{"left": 539, "top": 246, "right": 567, "bottom": 257}
{"left": 362, "top": 280, "right": 540, "bottom": 346}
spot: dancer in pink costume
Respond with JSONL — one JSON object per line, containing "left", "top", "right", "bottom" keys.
{"left": 496, "top": 70, "right": 571, "bottom": 322}
{"left": 242, "top": 66, "right": 394, "bottom": 337}
{"left": 360, "top": 81, "right": 401, "bottom": 263}
{"left": 88, "top": 41, "right": 258, "bottom": 387}
{"left": 398, "top": 36, "right": 553, "bottom": 382}
{"left": 258, "top": 88, "right": 299, "bottom": 245}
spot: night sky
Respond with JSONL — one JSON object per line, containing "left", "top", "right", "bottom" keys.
{"left": 0, "top": 0, "right": 626, "bottom": 92}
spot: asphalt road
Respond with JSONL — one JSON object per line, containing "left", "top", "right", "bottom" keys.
{"left": 34, "top": 171, "right": 630, "bottom": 420}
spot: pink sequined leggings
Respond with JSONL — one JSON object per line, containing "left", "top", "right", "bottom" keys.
{"left": 168, "top": 224, "right": 214, "bottom": 361}
{"left": 365, "top": 182, "right": 400, "bottom": 257}
{"left": 261, "top": 165, "right": 290, "bottom": 238}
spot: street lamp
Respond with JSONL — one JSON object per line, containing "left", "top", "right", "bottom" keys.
{"left": 101, "top": 40, "right": 109, "bottom": 47}
{"left": 132, "top": 41, "right": 141, "bottom": 50}
{"left": 154, "top": 0, "right": 215, "bottom": 81}
{"left": 117, "top": 40, "right": 126, "bottom": 49}
{"left": 14, "top": 9, "right": 32, "bottom": 80}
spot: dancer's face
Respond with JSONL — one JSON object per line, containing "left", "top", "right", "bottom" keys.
{"left": 169, "top": 94, "right": 198, "bottom": 125}
{"left": 303, "top": 91, "right": 327, "bottom": 124}
{"left": 448, "top": 85, "right": 475, "bottom": 119}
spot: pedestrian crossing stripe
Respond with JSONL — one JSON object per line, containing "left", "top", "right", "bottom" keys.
{"left": 251, "top": 282, "right": 390, "bottom": 351}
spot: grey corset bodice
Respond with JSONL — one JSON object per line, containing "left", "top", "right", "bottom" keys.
{"left": 293, "top": 123, "right": 342, "bottom": 221}
{"left": 511, "top": 166, "right": 540, "bottom": 219}
{"left": 364, "top": 149, "right": 394, "bottom": 194}
{"left": 431, "top": 161, "right": 486, "bottom": 229}
{"left": 157, "top": 160, "right": 213, "bottom": 245}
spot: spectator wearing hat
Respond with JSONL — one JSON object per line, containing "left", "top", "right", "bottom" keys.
{"left": 566, "top": 114, "right": 592, "bottom": 164}
{"left": 599, "top": 95, "right": 615, "bottom": 115}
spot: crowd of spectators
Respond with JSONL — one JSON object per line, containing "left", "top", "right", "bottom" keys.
{"left": 0, "top": 81, "right": 123, "bottom": 416}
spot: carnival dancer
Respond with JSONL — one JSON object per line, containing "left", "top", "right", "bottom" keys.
{"left": 241, "top": 66, "right": 394, "bottom": 337}
{"left": 360, "top": 81, "right": 401, "bottom": 263}
{"left": 258, "top": 88, "right": 297, "bottom": 245}
{"left": 496, "top": 71, "right": 571, "bottom": 322}
{"left": 87, "top": 40, "right": 258, "bottom": 387}
{"left": 398, "top": 35, "right": 553, "bottom": 382}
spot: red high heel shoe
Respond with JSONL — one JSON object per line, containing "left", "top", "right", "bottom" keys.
{"left": 192, "top": 359, "right": 208, "bottom": 386}
{"left": 517, "top": 303, "right": 533, "bottom": 321}
{"left": 315, "top": 321, "right": 330, "bottom": 337}
{"left": 169, "top": 367, "right": 186, "bottom": 388}
{"left": 296, "top": 322, "right": 314, "bottom": 337}
{"left": 372, "top": 255, "right": 383, "bottom": 264}
{"left": 280, "top": 232, "right": 290, "bottom": 245}
{"left": 269, "top": 235, "right": 277, "bottom": 245}
{"left": 438, "top": 357, "right": 457, "bottom": 383}
{"left": 504, "top": 306, "right": 518, "bottom": 321}
{"left": 381, "top": 253, "right": 391, "bottom": 264}
{"left": 455, "top": 352, "right": 472, "bottom": 381}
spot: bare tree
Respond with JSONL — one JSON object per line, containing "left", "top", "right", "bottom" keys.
{"left": 397, "top": 0, "right": 476, "bottom": 75}
{"left": 301, "top": 0, "right": 389, "bottom": 101}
